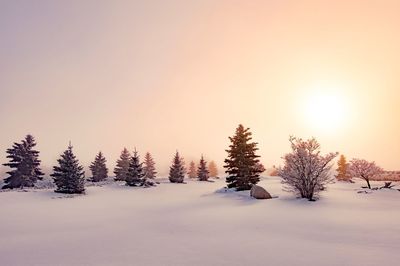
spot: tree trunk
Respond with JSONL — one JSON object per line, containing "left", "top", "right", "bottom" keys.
{"left": 366, "top": 179, "right": 371, "bottom": 189}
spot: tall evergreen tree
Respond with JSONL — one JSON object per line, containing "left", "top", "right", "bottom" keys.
{"left": 2, "top": 134, "right": 44, "bottom": 189}
{"left": 126, "top": 149, "right": 146, "bottom": 186}
{"left": 224, "top": 124, "right": 262, "bottom": 191}
{"left": 89, "top": 151, "right": 108, "bottom": 182}
{"left": 208, "top": 161, "right": 219, "bottom": 178}
{"left": 143, "top": 152, "right": 157, "bottom": 179}
{"left": 197, "top": 155, "right": 210, "bottom": 181}
{"left": 188, "top": 161, "right": 197, "bottom": 179}
{"left": 169, "top": 151, "right": 186, "bottom": 183}
{"left": 114, "top": 148, "right": 131, "bottom": 181}
{"left": 51, "top": 144, "right": 85, "bottom": 194}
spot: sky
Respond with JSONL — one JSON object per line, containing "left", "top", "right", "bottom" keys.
{"left": 1, "top": 0, "right": 399, "bottom": 176}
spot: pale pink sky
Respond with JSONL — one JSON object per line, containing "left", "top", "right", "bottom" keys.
{"left": 1, "top": 0, "right": 399, "bottom": 175}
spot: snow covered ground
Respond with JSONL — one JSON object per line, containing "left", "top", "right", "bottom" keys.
{"left": 0, "top": 177, "right": 399, "bottom": 266}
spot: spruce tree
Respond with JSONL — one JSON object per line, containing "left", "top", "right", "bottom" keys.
{"left": 197, "top": 155, "right": 210, "bottom": 181}
{"left": 224, "top": 124, "right": 262, "bottom": 191}
{"left": 188, "top": 161, "right": 197, "bottom": 179}
{"left": 89, "top": 151, "right": 108, "bottom": 182}
{"left": 169, "top": 151, "right": 185, "bottom": 183}
{"left": 143, "top": 152, "right": 157, "bottom": 179}
{"left": 126, "top": 149, "right": 146, "bottom": 186}
{"left": 51, "top": 144, "right": 85, "bottom": 194}
{"left": 114, "top": 148, "right": 131, "bottom": 181}
{"left": 208, "top": 161, "right": 218, "bottom": 178}
{"left": 2, "top": 134, "right": 44, "bottom": 189}
{"left": 336, "top": 154, "right": 351, "bottom": 181}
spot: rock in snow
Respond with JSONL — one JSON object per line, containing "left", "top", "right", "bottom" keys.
{"left": 250, "top": 185, "right": 272, "bottom": 199}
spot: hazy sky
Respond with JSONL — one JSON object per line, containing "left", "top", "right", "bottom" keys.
{"left": 1, "top": 0, "right": 399, "bottom": 176}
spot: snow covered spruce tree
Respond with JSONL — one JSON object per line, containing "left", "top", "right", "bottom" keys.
{"left": 188, "top": 161, "right": 197, "bottom": 179}
{"left": 143, "top": 152, "right": 157, "bottom": 180}
{"left": 278, "top": 136, "right": 338, "bottom": 201}
{"left": 51, "top": 144, "right": 85, "bottom": 194}
{"left": 89, "top": 151, "right": 108, "bottom": 182}
{"left": 208, "top": 161, "right": 218, "bottom": 178}
{"left": 169, "top": 151, "right": 186, "bottom": 183}
{"left": 335, "top": 154, "right": 351, "bottom": 181}
{"left": 2, "top": 134, "right": 44, "bottom": 189}
{"left": 197, "top": 155, "right": 210, "bottom": 181}
{"left": 348, "top": 159, "right": 383, "bottom": 189}
{"left": 224, "top": 124, "right": 262, "bottom": 191}
{"left": 126, "top": 149, "right": 155, "bottom": 187}
{"left": 114, "top": 148, "right": 131, "bottom": 181}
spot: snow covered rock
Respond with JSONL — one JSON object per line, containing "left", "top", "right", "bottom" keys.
{"left": 250, "top": 185, "right": 272, "bottom": 199}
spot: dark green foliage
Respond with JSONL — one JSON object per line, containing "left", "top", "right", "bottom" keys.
{"left": 114, "top": 148, "right": 130, "bottom": 181}
{"left": 224, "top": 124, "right": 262, "bottom": 191}
{"left": 2, "top": 135, "right": 44, "bottom": 189}
{"left": 169, "top": 151, "right": 185, "bottom": 183}
{"left": 89, "top": 151, "right": 108, "bottom": 182}
{"left": 197, "top": 155, "right": 209, "bottom": 181}
{"left": 125, "top": 149, "right": 155, "bottom": 187}
{"left": 51, "top": 144, "right": 85, "bottom": 194}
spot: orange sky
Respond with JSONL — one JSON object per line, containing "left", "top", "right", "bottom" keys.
{"left": 1, "top": 0, "right": 399, "bottom": 175}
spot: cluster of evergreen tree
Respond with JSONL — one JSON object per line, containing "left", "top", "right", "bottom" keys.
{"left": 1, "top": 135, "right": 161, "bottom": 193}
{"left": 2, "top": 125, "right": 265, "bottom": 194}
{"left": 125, "top": 149, "right": 155, "bottom": 187}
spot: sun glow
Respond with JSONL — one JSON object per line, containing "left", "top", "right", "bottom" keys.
{"left": 304, "top": 90, "right": 348, "bottom": 132}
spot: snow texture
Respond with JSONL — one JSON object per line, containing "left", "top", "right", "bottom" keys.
{"left": 0, "top": 177, "right": 399, "bottom": 266}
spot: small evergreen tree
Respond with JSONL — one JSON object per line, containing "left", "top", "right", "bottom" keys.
{"left": 169, "top": 151, "right": 185, "bottom": 183}
{"left": 208, "top": 161, "right": 219, "bottom": 178}
{"left": 188, "top": 161, "right": 197, "bottom": 179}
{"left": 89, "top": 151, "right": 108, "bottom": 182}
{"left": 114, "top": 148, "right": 131, "bottom": 181}
{"left": 197, "top": 156, "right": 210, "bottom": 181}
{"left": 2, "top": 134, "right": 44, "bottom": 189}
{"left": 335, "top": 154, "right": 351, "bottom": 181}
{"left": 143, "top": 152, "right": 157, "bottom": 179}
{"left": 126, "top": 149, "right": 146, "bottom": 186}
{"left": 51, "top": 144, "right": 85, "bottom": 194}
{"left": 224, "top": 124, "right": 262, "bottom": 190}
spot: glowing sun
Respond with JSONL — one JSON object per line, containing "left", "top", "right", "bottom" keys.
{"left": 304, "top": 92, "right": 347, "bottom": 132}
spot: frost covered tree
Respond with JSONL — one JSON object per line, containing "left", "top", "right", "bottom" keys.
{"left": 2, "top": 135, "right": 44, "bottom": 189}
{"left": 188, "top": 161, "right": 197, "bottom": 179}
{"left": 114, "top": 148, "right": 131, "bottom": 181}
{"left": 89, "top": 151, "right": 108, "bottom": 182}
{"left": 348, "top": 159, "right": 383, "bottom": 189}
{"left": 208, "top": 161, "right": 218, "bottom": 178}
{"left": 169, "top": 151, "right": 185, "bottom": 183}
{"left": 335, "top": 154, "right": 351, "bottom": 181}
{"left": 143, "top": 152, "right": 157, "bottom": 179}
{"left": 51, "top": 144, "right": 85, "bottom": 194}
{"left": 224, "top": 124, "right": 262, "bottom": 191}
{"left": 197, "top": 156, "right": 210, "bottom": 181}
{"left": 278, "top": 136, "right": 338, "bottom": 201}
